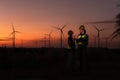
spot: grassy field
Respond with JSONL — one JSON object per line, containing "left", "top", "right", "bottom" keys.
{"left": 0, "top": 47, "right": 119, "bottom": 80}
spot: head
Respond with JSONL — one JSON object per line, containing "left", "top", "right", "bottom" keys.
{"left": 79, "top": 25, "right": 86, "bottom": 34}
{"left": 79, "top": 25, "right": 85, "bottom": 30}
{"left": 68, "top": 30, "right": 73, "bottom": 36}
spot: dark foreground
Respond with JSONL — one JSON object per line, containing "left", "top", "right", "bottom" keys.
{"left": 0, "top": 48, "right": 119, "bottom": 80}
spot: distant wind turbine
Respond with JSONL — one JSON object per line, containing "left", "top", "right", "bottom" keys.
{"left": 45, "top": 31, "right": 53, "bottom": 48}
{"left": 86, "top": 20, "right": 120, "bottom": 40}
{"left": 92, "top": 25, "right": 105, "bottom": 48}
{"left": 54, "top": 24, "right": 67, "bottom": 48}
{"left": 9, "top": 24, "right": 21, "bottom": 48}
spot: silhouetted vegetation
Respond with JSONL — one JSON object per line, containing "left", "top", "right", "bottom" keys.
{"left": 112, "top": 13, "right": 120, "bottom": 39}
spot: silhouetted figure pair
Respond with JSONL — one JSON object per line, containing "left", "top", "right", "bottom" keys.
{"left": 66, "top": 25, "right": 89, "bottom": 71}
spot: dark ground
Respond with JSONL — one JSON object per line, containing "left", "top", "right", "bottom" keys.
{"left": 0, "top": 47, "right": 119, "bottom": 80}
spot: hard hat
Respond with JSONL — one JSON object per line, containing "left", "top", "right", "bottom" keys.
{"left": 68, "top": 30, "right": 73, "bottom": 35}
{"left": 79, "top": 25, "right": 85, "bottom": 30}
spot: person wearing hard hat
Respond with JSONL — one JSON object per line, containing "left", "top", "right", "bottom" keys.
{"left": 77, "top": 25, "right": 88, "bottom": 47}
{"left": 76, "top": 25, "right": 89, "bottom": 71}
{"left": 66, "top": 30, "right": 76, "bottom": 69}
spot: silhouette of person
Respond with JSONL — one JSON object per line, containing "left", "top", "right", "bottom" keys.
{"left": 68, "top": 30, "right": 76, "bottom": 51}
{"left": 76, "top": 25, "right": 89, "bottom": 71}
{"left": 66, "top": 30, "right": 76, "bottom": 69}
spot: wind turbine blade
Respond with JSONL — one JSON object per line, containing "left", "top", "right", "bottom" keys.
{"left": 93, "top": 25, "right": 99, "bottom": 31}
{"left": 15, "top": 31, "right": 22, "bottom": 33}
{"left": 86, "top": 21, "right": 115, "bottom": 24}
{"left": 0, "top": 37, "right": 12, "bottom": 41}
{"left": 0, "top": 39, "right": 6, "bottom": 41}
{"left": 9, "top": 32, "right": 14, "bottom": 37}
{"left": 54, "top": 27, "right": 61, "bottom": 30}
{"left": 0, "top": 39, "right": 9, "bottom": 41}
{"left": 61, "top": 24, "right": 67, "bottom": 29}
{"left": 12, "top": 24, "right": 15, "bottom": 31}
{"left": 99, "top": 28, "right": 105, "bottom": 31}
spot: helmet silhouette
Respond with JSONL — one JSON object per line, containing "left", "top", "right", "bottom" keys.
{"left": 68, "top": 30, "right": 73, "bottom": 35}
{"left": 79, "top": 25, "right": 85, "bottom": 30}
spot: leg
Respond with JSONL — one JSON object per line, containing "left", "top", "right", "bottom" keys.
{"left": 78, "top": 48, "right": 83, "bottom": 71}
{"left": 71, "top": 49, "right": 76, "bottom": 69}
{"left": 65, "top": 49, "right": 72, "bottom": 69}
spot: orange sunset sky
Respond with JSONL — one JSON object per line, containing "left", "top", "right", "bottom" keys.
{"left": 0, "top": 0, "right": 120, "bottom": 48}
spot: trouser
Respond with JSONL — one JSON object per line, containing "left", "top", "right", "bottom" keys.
{"left": 78, "top": 47, "right": 88, "bottom": 71}
{"left": 66, "top": 49, "right": 76, "bottom": 69}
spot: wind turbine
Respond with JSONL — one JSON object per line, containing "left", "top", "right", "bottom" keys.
{"left": 9, "top": 24, "right": 21, "bottom": 48}
{"left": 45, "top": 31, "right": 53, "bottom": 48}
{"left": 54, "top": 24, "right": 67, "bottom": 48}
{"left": 86, "top": 20, "right": 116, "bottom": 39}
{"left": 92, "top": 25, "right": 105, "bottom": 48}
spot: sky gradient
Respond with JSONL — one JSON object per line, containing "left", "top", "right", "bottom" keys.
{"left": 0, "top": 0, "right": 120, "bottom": 48}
